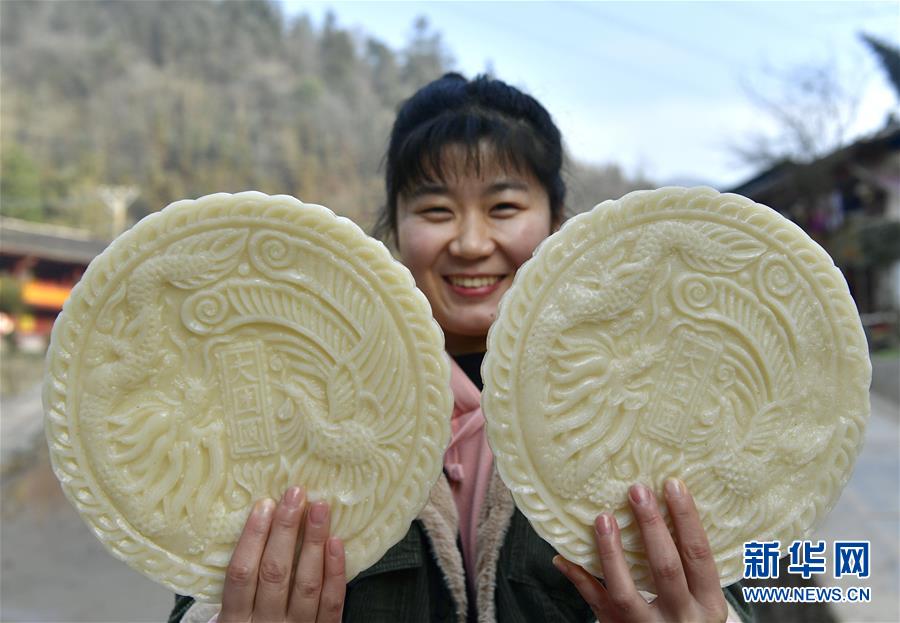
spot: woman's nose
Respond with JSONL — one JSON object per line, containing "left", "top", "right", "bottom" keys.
{"left": 450, "top": 214, "right": 495, "bottom": 259}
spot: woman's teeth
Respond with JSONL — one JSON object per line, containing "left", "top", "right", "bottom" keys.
{"left": 448, "top": 275, "right": 502, "bottom": 288}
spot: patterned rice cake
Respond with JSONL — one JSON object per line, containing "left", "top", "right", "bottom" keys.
{"left": 43, "top": 191, "right": 452, "bottom": 601}
{"left": 482, "top": 186, "right": 871, "bottom": 591}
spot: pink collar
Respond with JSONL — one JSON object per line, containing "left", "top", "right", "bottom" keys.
{"left": 443, "top": 354, "right": 495, "bottom": 599}
{"left": 448, "top": 354, "right": 483, "bottom": 414}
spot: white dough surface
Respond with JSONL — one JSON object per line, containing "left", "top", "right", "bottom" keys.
{"left": 43, "top": 191, "right": 452, "bottom": 601}
{"left": 482, "top": 186, "right": 871, "bottom": 591}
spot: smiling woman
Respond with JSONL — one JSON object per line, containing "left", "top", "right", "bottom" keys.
{"left": 366, "top": 73, "right": 748, "bottom": 623}
{"left": 395, "top": 143, "right": 555, "bottom": 354}
{"left": 376, "top": 71, "right": 566, "bottom": 356}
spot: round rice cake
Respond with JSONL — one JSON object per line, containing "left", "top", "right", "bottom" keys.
{"left": 482, "top": 186, "right": 870, "bottom": 591}
{"left": 43, "top": 191, "right": 452, "bottom": 601}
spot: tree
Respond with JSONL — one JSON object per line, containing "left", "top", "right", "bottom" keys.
{"left": 0, "top": 143, "right": 43, "bottom": 221}
{"left": 402, "top": 17, "right": 454, "bottom": 90}
{"left": 366, "top": 38, "right": 403, "bottom": 105}
{"left": 565, "top": 159, "right": 654, "bottom": 216}
{"left": 0, "top": 1, "right": 644, "bottom": 234}
{"left": 861, "top": 33, "right": 900, "bottom": 98}
{"left": 733, "top": 59, "right": 860, "bottom": 167}
{"left": 319, "top": 11, "right": 358, "bottom": 96}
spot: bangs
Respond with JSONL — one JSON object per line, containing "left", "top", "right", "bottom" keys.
{"left": 374, "top": 72, "right": 566, "bottom": 245}
{"left": 391, "top": 109, "right": 551, "bottom": 200}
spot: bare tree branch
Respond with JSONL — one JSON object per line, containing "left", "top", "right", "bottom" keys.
{"left": 732, "top": 57, "right": 861, "bottom": 167}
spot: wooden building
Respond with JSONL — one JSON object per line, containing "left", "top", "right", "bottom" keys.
{"left": 728, "top": 120, "right": 900, "bottom": 320}
{"left": 0, "top": 217, "right": 109, "bottom": 347}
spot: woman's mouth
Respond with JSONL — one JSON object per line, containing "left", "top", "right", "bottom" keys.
{"left": 444, "top": 274, "right": 505, "bottom": 297}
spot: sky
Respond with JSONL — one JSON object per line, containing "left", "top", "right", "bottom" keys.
{"left": 280, "top": 0, "right": 899, "bottom": 190}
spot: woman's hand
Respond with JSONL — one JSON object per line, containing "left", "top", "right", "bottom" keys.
{"left": 554, "top": 478, "right": 728, "bottom": 623}
{"left": 219, "top": 486, "right": 346, "bottom": 623}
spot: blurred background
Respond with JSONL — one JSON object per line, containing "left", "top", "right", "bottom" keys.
{"left": 0, "top": 1, "right": 897, "bottom": 621}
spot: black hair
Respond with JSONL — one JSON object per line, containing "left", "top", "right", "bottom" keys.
{"left": 373, "top": 72, "right": 566, "bottom": 243}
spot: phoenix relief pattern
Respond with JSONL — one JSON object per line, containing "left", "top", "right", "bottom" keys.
{"left": 78, "top": 227, "right": 415, "bottom": 569}
{"left": 526, "top": 220, "right": 840, "bottom": 553}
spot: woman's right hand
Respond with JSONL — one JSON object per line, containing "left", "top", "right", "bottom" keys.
{"left": 219, "top": 486, "right": 346, "bottom": 622}
{"left": 553, "top": 480, "right": 727, "bottom": 623}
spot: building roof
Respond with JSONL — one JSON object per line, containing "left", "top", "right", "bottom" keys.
{"left": 0, "top": 217, "right": 109, "bottom": 265}
{"left": 726, "top": 120, "right": 900, "bottom": 199}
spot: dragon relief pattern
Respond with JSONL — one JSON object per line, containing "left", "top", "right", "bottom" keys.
{"left": 78, "top": 225, "right": 416, "bottom": 570}
{"left": 483, "top": 189, "right": 870, "bottom": 591}
{"left": 535, "top": 221, "right": 840, "bottom": 554}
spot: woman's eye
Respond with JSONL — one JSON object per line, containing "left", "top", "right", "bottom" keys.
{"left": 419, "top": 206, "right": 453, "bottom": 219}
{"left": 491, "top": 203, "right": 519, "bottom": 216}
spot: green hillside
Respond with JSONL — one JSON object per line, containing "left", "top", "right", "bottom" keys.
{"left": 0, "top": 0, "right": 651, "bottom": 236}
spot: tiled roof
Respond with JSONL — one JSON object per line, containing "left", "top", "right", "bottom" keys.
{"left": 0, "top": 217, "right": 109, "bottom": 264}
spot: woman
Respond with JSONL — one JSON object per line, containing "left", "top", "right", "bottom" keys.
{"left": 172, "top": 73, "right": 752, "bottom": 623}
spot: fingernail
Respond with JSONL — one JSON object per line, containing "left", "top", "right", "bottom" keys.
{"left": 255, "top": 498, "right": 275, "bottom": 518}
{"left": 665, "top": 477, "right": 684, "bottom": 499}
{"left": 552, "top": 555, "right": 566, "bottom": 572}
{"left": 629, "top": 483, "right": 651, "bottom": 506}
{"left": 328, "top": 537, "right": 343, "bottom": 557}
{"left": 595, "top": 513, "right": 613, "bottom": 536}
{"left": 283, "top": 486, "right": 302, "bottom": 508}
{"left": 309, "top": 501, "right": 328, "bottom": 526}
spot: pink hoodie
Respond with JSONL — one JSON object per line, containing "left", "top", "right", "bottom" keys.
{"left": 443, "top": 356, "right": 495, "bottom": 598}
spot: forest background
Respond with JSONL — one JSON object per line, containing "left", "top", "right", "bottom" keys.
{"left": 0, "top": 0, "right": 654, "bottom": 237}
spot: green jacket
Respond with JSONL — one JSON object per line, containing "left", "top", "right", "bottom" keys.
{"left": 170, "top": 470, "right": 753, "bottom": 623}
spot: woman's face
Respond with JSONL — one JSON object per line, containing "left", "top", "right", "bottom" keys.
{"left": 396, "top": 146, "right": 555, "bottom": 354}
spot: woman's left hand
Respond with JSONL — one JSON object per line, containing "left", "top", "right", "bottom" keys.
{"left": 553, "top": 478, "right": 728, "bottom": 623}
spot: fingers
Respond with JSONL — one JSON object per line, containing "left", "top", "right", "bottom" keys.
{"left": 253, "top": 486, "right": 306, "bottom": 621}
{"left": 316, "top": 537, "right": 346, "bottom": 623}
{"left": 287, "top": 500, "right": 331, "bottom": 620}
{"left": 567, "top": 481, "right": 723, "bottom": 621}
{"left": 220, "top": 490, "right": 345, "bottom": 623}
{"left": 552, "top": 555, "right": 615, "bottom": 619}
{"left": 628, "top": 483, "right": 691, "bottom": 606}
{"left": 592, "top": 512, "right": 650, "bottom": 619}
{"left": 220, "top": 498, "right": 275, "bottom": 622}
{"left": 664, "top": 478, "right": 723, "bottom": 607}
